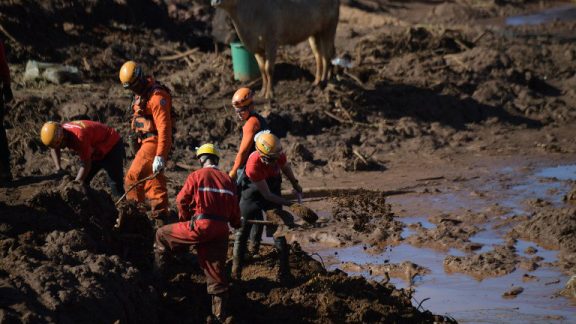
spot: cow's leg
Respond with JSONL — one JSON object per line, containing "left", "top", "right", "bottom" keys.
{"left": 308, "top": 36, "right": 322, "bottom": 86}
{"left": 322, "top": 20, "right": 338, "bottom": 83}
{"left": 264, "top": 43, "right": 277, "bottom": 99}
{"left": 254, "top": 53, "right": 268, "bottom": 98}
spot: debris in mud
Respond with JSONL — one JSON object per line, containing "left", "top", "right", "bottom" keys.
{"left": 444, "top": 245, "right": 517, "bottom": 279}
{"left": 502, "top": 286, "right": 524, "bottom": 299}
{"left": 0, "top": 181, "right": 158, "bottom": 323}
{"left": 560, "top": 275, "right": 576, "bottom": 299}
{"left": 509, "top": 206, "right": 576, "bottom": 274}
{"left": 522, "top": 274, "right": 538, "bottom": 282}
{"left": 564, "top": 187, "right": 576, "bottom": 203}
{"left": 289, "top": 203, "right": 319, "bottom": 224}
{"left": 405, "top": 216, "right": 481, "bottom": 252}
{"left": 332, "top": 189, "right": 392, "bottom": 232}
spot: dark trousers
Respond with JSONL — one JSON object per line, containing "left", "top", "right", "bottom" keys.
{"left": 85, "top": 139, "right": 126, "bottom": 197}
{"left": 234, "top": 175, "right": 282, "bottom": 259}
{"left": 0, "top": 100, "right": 10, "bottom": 178}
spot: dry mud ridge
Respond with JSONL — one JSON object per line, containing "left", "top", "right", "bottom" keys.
{"left": 1, "top": 0, "right": 576, "bottom": 322}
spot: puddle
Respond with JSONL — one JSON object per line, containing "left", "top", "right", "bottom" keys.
{"left": 536, "top": 164, "right": 576, "bottom": 181}
{"left": 516, "top": 239, "right": 558, "bottom": 263}
{"left": 401, "top": 216, "right": 435, "bottom": 238}
{"left": 302, "top": 163, "right": 576, "bottom": 322}
{"left": 469, "top": 230, "right": 506, "bottom": 254}
{"left": 506, "top": 4, "right": 576, "bottom": 26}
{"left": 311, "top": 243, "right": 572, "bottom": 323}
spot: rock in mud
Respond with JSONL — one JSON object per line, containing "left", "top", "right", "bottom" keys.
{"left": 502, "top": 286, "right": 524, "bottom": 299}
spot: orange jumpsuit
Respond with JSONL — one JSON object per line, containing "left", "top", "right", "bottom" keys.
{"left": 125, "top": 77, "right": 172, "bottom": 218}
{"left": 229, "top": 113, "right": 267, "bottom": 178}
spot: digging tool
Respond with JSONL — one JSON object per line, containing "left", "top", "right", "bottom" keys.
{"left": 247, "top": 219, "right": 275, "bottom": 225}
{"left": 115, "top": 171, "right": 160, "bottom": 206}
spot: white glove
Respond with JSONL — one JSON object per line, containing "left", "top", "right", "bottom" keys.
{"left": 152, "top": 156, "right": 165, "bottom": 173}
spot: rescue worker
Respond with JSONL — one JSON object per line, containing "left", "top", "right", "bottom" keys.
{"left": 0, "top": 38, "right": 14, "bottom": 185}
{"left": 119, "top": 61, "right": 172, "bottom": 226}
{"left": 232, "top": 131, "right": 303, "bottom": 283}
{"left": 154, "top": 144, "right": 240, "bottom": 322}
{"left": 228, "top": 87, "right": 269, "bottom": 257}
{"left": 40, "top": 120, "right": 125, "bottom": 197}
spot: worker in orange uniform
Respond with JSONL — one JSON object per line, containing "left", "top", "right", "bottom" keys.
{"left": 119, "top": 61, "right": 172, "bottom": 226}
{"left": 227, "top": 87, "right": 269, "bottom": 257}
{"left": 40, "top": 121, "right": 125, "bottom": 197}
{"left": 154, "top": 144, "right": 240, "bottom": 322}
{"left": 232, "top": 131, "right": 302, "bottom": 283}
{"left": 0, "top": 38, "right": 14, "bottom": 185}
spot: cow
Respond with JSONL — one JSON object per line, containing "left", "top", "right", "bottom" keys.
{"left": 211, "top": 0, "right": 340, "bottom": 99}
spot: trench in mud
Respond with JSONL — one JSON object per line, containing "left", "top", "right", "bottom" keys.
{"left": 302, "top": 164, "right": 576, "bottom": 323}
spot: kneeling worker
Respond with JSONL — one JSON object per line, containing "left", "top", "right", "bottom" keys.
{"left": 154, "top": 144, "right": 240, "bottom": 321}
{"left": 232, "top": 130, "right": 303, "bottom": 283}
{"left": 40, "top": 120, "right": 125, "bottom": 197}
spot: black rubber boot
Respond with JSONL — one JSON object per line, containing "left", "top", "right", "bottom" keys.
{"left": 274, "top": 236, "right": 293, "bottom": 284}
{"left": 231, "top": 231, "right": 245, "bottom": 280}
{"left": 211, "top": 291, "right": 229, "bottom": 323}
{"left": 152, "top": 252, "right": 170, "bottom": 296}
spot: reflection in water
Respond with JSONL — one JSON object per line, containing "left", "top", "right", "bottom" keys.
{"left": 305, "top": 164, "right": 576, "bottom": 322}
{"left": 506, "top": 4, "right": 576, "bottom": 26}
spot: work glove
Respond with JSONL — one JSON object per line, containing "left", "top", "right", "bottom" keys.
{"left": 228, "top": 169, "right": 237, "bottom": 180}
{"left": 152, "top": 156, "right": 165, "bottom": 173}
{"left": 2, "top": 85, "right": 13, "bottom": 103}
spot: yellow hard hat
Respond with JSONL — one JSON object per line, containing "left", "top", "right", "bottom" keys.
{"left": 255, "top": 131, "right": 281, "bottom": 157}
{"left": 232, "top": 87, "right": 253, "bottom": 108}
{"left": 40, "top": 121, "right": 64, "bottom": 148}
{"left": 119, "top": 60, "right": 144, "bottom": 89}
{"left": 196, "top": 143, "right": 220, "bottom": 158}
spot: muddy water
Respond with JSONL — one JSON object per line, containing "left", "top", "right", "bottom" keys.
{"left": 304, "top": 164, "right": 576, "bottom": 323}
{"left": 506, "top": 3, "right": 576, "bottom": 26}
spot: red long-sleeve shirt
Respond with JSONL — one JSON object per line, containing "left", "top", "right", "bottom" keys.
{"left": 0, "top": 40, "right": 11, "bottom": 86}
{"left": 63, "top": 120, "right": 121, "bottom": 162}
{"left": 176, "top": 166, "right": 241, "bottom": 229}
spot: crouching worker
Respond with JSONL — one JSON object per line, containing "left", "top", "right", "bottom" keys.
{"left": 40, "top": 120, "right": 125, "bottom": 198}
{"left": 154, "top": 144, "right": 240, "bottom": 322}
{"left": 232, "top": 131, "right": 303, "bottom": 283}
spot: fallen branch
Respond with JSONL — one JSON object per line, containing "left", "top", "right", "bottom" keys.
{"left": 159, "top": 48, "right": 199, "bottom": 61}
{"left": 353, "top": 149, "right": 369, "bottom": 165}
{"left": 344, "top": 71, "right": 369, "bottom": 90}
{"left": 156, "top": 44, "right": 194, "bottom": 68}
{"left": 0, "top": 23, "right": 18, "bottom": 44}
{"left": 324, "top": 110, "right": 348, "bottom": 124}
{"left": 175, "top": 162, "right": 195, "bottom": 171}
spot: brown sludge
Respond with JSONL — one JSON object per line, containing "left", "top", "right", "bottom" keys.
{"left": 265, "top": 208, "right": 296, "bottom": 226}
{"left": 290, "top": 203, "right": 319, "bottom": 224}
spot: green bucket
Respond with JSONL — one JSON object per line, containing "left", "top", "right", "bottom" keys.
{"left": 230, "top": 41, "right": 259, "bottom": 81}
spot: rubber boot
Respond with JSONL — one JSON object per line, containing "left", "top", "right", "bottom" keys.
{"left": 211, "top": 291, "right": 229, "bottom": 323}
{"left": 153, "top": 252, "right": 169, "bottom": 295}
{"left": 274, "top": 236, "right": 293, "bottom": 284}
{"left": 231, "top": 231, "right": 245, "bottom": 280}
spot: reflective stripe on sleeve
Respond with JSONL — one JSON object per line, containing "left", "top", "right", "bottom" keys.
{"left": 198, "top": 187, "right": 235, "bottom": 196}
